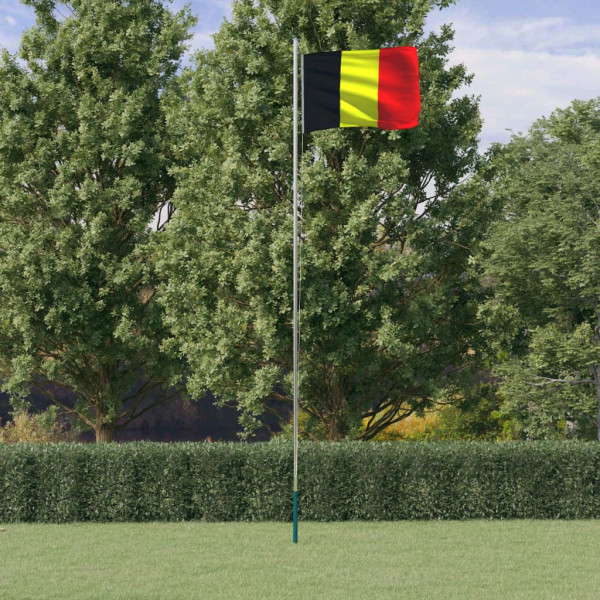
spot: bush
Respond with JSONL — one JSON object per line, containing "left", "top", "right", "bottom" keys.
{"left": 372, "top": 387, "right": 518, "bottom": 442}
{"left": 0, "top": 408, "right": 75, "bottom": 444}
{"left": 0, "top": 441, "right": 599, "bottom": 522}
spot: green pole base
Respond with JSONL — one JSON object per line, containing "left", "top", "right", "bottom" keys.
{"left": 293, "top": 491, "right": 298, "bottom": 543}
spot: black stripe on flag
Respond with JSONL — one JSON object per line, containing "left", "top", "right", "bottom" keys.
{"left": 302, "top": 51, "right": 341, "bottom": 133}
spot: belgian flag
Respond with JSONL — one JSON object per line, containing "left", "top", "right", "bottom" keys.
{"left": 302, "top": 47, "right": 420, "bottom": 133}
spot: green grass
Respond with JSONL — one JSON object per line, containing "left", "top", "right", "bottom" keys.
{"left": 1, "top": 521, "right": 600, "bottom": 599}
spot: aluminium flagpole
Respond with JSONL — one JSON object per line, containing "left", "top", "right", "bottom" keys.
{"left": 292, "top": 37, "right": 299, "bottom": 545}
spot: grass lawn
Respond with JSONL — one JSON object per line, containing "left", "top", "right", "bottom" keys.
{"left": 1, "top": 520, "right": 599, "bottom": 599}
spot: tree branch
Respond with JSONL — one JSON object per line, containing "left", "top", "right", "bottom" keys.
{"left": 528, "top": 376, "right": 595, "bottom": 387}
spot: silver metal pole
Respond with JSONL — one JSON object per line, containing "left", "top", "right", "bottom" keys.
{"left": 292, "top": 37, "right": 299, "bottom": 544}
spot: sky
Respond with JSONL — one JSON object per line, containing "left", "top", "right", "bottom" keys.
{"left": 0, "top": 0, "right": 598, "bottom": 149}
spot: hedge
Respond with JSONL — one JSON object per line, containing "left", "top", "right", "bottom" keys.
{"left": 1, "top": 441, "right": 600, "bottom": 522}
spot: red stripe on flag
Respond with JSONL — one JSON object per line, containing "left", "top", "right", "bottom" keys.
{"left": 377, "top": 47, "right": 420, "bottom": 130}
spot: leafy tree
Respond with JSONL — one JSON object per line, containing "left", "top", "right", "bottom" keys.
{"left": 158, "top": 0, "right": 486, "bottom": 440}
{"left": 479, "top": 99, "right": 600, "bottom": 440}
{"left": 0, "top": 0, "right": 194, "bottom": 441}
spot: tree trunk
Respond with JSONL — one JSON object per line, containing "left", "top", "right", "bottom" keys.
{"left": 327, "top": 417, "right": 342, "bottom": 442}
{"left": 95, "top": 419, "right": 115, "bottom": 443}
{"left": 323, "top": 381, "right": 348, "bottom": 441}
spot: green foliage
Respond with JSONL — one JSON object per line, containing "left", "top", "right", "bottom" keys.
{"left": 2, "top": 441, "right": 600, "bottom": 522}
{"left": 0, "top": 407, "right": 75, "bottom": 443}
{"left": 375, "top": 386, "right": 517, "bottom": 441}
{"left": 158, "top": 0, "right": 486, "bottom": 440}
{"left": 0, "top": 1, "right": 195, "bottom": 440}
{"left": 430, "top": 393, "right": 517, "bottom": 441}
{"left": 478, "top": 98, "right": 600, "bottom": 440}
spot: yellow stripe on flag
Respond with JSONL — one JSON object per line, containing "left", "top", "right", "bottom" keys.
{"left": 339, "top": 50, "right": 380, "bottom": 128}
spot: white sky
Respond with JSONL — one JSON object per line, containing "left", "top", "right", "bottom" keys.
{"left": 0, "top": 0, "right": 598, "bottom": 150}
{"left": 427, "top": 0, "right": 600, "bottom": 147}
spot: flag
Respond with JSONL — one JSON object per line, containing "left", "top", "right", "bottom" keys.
{"left": 302, "top": 47, "right": 420, "bottom": 133}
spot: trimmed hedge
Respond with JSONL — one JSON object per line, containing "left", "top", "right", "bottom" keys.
{"left": 1, "top": 441, "right": 600, "bottom": 522}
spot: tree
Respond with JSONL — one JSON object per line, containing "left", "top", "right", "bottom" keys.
{"left": 158, "top": 0, "right": 485, "bottom": 440}
{"left": 0, "top": 0, "right": 194, "bottom": 441}
{"left": 479, "top": 99, "right": 600, "bottom": 440}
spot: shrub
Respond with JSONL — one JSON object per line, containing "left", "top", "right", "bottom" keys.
{"left": 0, "top": 408, "right": 75, "bottom": 444}
{"left": 0, "top": 441, "right": 599, "bottom": 522}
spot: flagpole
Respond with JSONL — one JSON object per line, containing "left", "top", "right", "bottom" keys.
{"left": 292, "top": 37, "right": 299, "bottom": 545}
